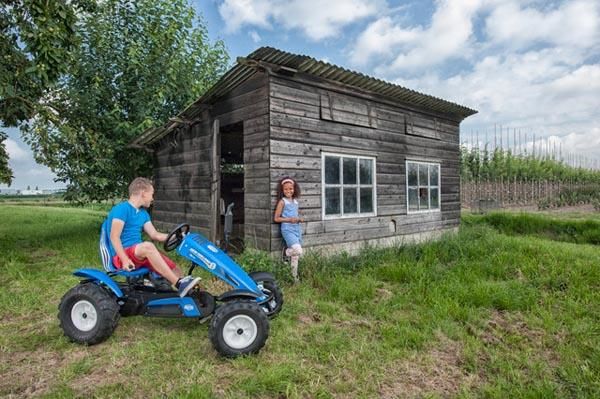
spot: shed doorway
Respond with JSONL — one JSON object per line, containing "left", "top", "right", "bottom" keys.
{"left": 219, "top": 121, "right": 244, "bottom": 251}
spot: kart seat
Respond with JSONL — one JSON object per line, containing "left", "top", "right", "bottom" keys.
{"left": 99, "top": 221, "right": 151, "bottom": 278}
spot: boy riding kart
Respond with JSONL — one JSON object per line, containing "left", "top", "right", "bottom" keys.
{"left": 102, "top": 177, "right": 199, "bottom": 297}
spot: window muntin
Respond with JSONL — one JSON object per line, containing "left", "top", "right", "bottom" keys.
{"left": 323, "top": 153, "right": 376, "bottom": 218}
{"left": 406, "top": 161, "right": 440, "bottom": 212}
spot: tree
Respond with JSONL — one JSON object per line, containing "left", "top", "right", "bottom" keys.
{"left": 24, "top": 0, "right": 229, "bottom": 201}
{"left": 1, "top": 0, "right": 94, "bottom": 186}
{"left": 0, "top": 132, "right": 13, "bottom": 185}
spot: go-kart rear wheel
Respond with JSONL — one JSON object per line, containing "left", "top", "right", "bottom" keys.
{"left": 58, "top": 283, "right": 120, "bottom": 345}
{"left": 250, "top": 271, "right": 284, "bottom": 319}
{"left": 209, "top": 301, "right": 269, "bottom": 358}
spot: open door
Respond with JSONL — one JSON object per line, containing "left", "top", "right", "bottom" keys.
{"left": 219, "top": 121, "right": 245, "bottom": 251}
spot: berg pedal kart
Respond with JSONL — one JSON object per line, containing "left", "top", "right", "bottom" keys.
{"left": 58, "top": 223, "right": 283, "bottom": 357}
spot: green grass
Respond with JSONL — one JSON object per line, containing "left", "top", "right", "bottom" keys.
{"left": 464, "top": 211, "right": 600, "bottom": 245}
{"left": 1, "top": 205, "right": 599, "bottom": 398}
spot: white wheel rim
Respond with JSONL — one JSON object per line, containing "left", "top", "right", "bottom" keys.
{"left": 222, "top": 314, "right": 258, "bottom": 349}
{"left": 71, "top": 300, "right": 98, "bottom": 332}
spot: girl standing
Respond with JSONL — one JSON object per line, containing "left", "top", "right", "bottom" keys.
{"left": 274, "top": 176, "right": 303, "bottom": 282}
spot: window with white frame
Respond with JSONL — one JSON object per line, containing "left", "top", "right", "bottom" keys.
{"left": 322, "top": 153, "right": 376, "bottom": 218}
{"left": 406, "top": 161, "right": 440, "bottom": 212}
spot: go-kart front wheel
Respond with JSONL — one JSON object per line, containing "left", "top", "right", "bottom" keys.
{"left": 209, "top": 302, "right": 269, "bottom": 358}
{"left": 58, "top": 283, "right": 120, "bottom": 345}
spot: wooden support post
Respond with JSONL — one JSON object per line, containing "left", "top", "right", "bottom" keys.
{"left": 210, "top": 119, "right": 221, "bottom": 243}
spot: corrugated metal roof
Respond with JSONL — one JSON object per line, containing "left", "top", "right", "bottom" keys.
{"left": 133, "top": 46, "right": 477, "bottom": 146}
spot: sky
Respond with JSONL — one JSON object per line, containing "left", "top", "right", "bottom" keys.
{"left": 2, "top": 0, "right": 599, "bottom": 190}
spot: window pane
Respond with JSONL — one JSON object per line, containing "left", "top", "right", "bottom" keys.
{"left": 419, "top": 164, "right": 428, "bottom": 186}
{"left": 360, "top": 188, "right": 373, "bottom": 213}
{"left": 408, "top": 188, "right": 418, "bottom": 211}
{"left": 325, "top": 187, "right": 340, "bottom": 215}
{"left": 430, "top": 188, "right": 439, "bottom": 209}
{"left": 408, "top": 163, "right": 418, "bottom": 186}
{"left": 430, "top": 165, "right": 439, "bottom": 186}
{"left": 325, "top": 156, "right": 340, "bottom": 184}
{"left": 419, "top": 187, "right": 429, "bottom": 209}
{"left": 343, "top": 158, "right": 357, "bottom": 184}
{"left": 359, "top": 159, "right": 372, "bottom": 184}
{"left": 343, "top": 187, "right": 358, "bottom": 213}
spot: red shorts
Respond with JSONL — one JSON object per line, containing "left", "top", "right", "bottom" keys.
{"left": 112, "top": 244, "right": 176, "bottom": 273}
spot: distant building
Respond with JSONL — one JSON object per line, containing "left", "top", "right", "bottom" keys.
{"left": 0, "top": 188, "right": 19, "bottom": 195}
{"left": 42, "top": 188, "right": 65, "bottom": 195}
{"left": 21, "top": 189, "right": 44, "bottom": 195}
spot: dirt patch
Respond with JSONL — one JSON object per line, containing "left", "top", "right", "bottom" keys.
{"left": 375, "top": 287, "right": 394, "bottom": 302}
{"left": 0, "top": 349, "right": 87, "bottom": 398}
{"left": 378, "top": 334, "right": 481, "bottom": 399}
{"left": 0, "top": 345, "right": 131, "bottom": 398}
{"left": 203, "top": 277, "right": 232, "bottom": 296}
{"left": 298, "top": 313, "right": 321, "bottom": 324}
{"left": 69, "top": 357, "right": 129, "bottom": 397}
{"left": 478, "top": 310, "right": 561, "bottom": 367}
{"left": 480, "top": 310, "right": 542, "bottom": 345}
{"left": 27, "top": 249, "right": 59, "bottom": 262}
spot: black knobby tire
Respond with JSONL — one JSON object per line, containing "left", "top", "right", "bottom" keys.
{"left": 249, "top": 271, "right": 284, "bottom": 319}
{"left": 58, "top": 283, "right": 120, "bottom": 345}
{"left": 209, "top": 301, "right": 269, "bottom": 358}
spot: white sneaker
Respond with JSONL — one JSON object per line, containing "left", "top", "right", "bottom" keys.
{"left": 177, "top": 276, "right": 201, "bottom": 297}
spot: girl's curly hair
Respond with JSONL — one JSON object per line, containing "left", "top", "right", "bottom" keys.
{"left": 277, "top": 176, "right": 301, "bottom": 199}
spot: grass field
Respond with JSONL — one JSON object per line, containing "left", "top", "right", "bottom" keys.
{"left": 0, "top": 205, "right": 599, "bottom": 398}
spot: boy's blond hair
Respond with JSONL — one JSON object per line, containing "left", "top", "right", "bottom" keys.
{"left": 128, "top": 177, "right": 153, "bottom": 196}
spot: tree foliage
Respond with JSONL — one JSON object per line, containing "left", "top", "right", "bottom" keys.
{"left": 460, "top": 146, "right": 600, "bottom": 184}
{"left": 1, "top": 0, "right": 94, "bottom": 185}
{"left": 0, "top": 132, "right": 13, "bottom": 185}
{"left": 23, "top": 0, "right": 229, "bottom": 201}
{"left": 1, "top": 0, "right": 94, "bottom": 124}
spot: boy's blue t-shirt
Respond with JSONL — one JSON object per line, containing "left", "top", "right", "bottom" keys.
{"left": 105, "top": 201, "right": 150, "bottom": 253}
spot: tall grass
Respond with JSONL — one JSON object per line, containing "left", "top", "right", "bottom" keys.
{"left": 463, "top": 212, "right": 600, "bottom": 245}
{"left": 1, "top": 205, "right": 599, "bottom": 398}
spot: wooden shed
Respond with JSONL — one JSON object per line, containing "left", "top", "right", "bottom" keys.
{"left": 132, "top": 47, "right": 477, "bottom": 254}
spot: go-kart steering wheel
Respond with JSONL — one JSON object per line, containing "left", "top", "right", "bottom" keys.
{"left": 164, "top": 223, "right": 190, "bottom": 252}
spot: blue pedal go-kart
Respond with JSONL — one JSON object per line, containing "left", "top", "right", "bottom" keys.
{"left": 58, "top": 223, "right": 283, "bottom": 357}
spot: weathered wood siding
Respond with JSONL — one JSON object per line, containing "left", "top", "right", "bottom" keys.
{"left": 152, "top": 72, "right": 270, "bottom": 248}
{"left": 268, "top": 74, "right": 461, "bottom": 251}
{"left": 240, "top": 85, "right": 271, "bottom": 251}
{"left": 152, "top": 114, "right": 212, "bottom": 236}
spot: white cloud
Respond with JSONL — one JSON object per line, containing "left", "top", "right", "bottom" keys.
{"left": 350, "top": 17, "right": 420, "bottom": 65}
{"left": 249, "top": 30, "right": 261, "bottom": 43}
{"left": 561, "top": 129, "right": 600, "bottom": 156}
{"left": 219, "top": 0, "right": 272, "bottom": 32}
{"left": 485, "top": 0, "right": 599, "bottom": 49}
{"left": 353, "top": 0, "right": 483, "bottom": 71}
{"left": 5, "top": 138, "right": 28, "bottom": 162}
{"left": 218, "top": 0, "right": 381, "bottom": 40}
{"left": 549, "top": 64, "right": 600, "bottom": 96}
{"left": 393, "top": 45, "right": 600, "bottom": 158}
{"left": 347, "top": 0, "right": 600, "bottom": 161}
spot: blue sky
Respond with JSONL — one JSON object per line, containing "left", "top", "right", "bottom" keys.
{"left": 2, "top": 0, "right": 599, "bottom": 190}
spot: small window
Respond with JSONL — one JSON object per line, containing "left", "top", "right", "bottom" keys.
{"left": 406, "top": 161, "right": 440, "bottom": 212}
{"left": 322, "top": 153, "right": 376, "bottom": 218}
